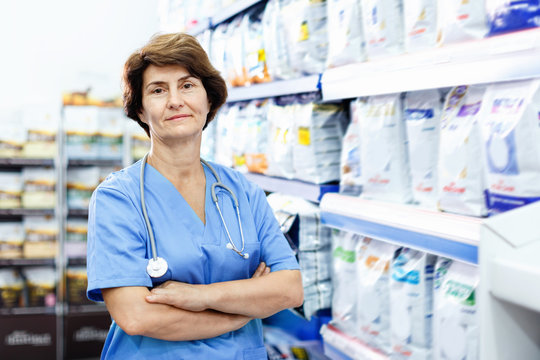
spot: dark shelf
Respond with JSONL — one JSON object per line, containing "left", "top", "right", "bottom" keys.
{"left": 0, "top": 158, "right": 54, "bottom": 167}
{"left": 0, "top": 258, "right": 55, "bottom": 267}
{"left": 0, "top": 306, "right": 56, "bottom": 316}
{"left": 68, "top": 208, "right": 89, "bottom": 218}
{"left": 67, "top": 304, "right": 108, "bottom": 315}
{"left": 68, "top": 159, "right": 122, "bottom": 167}
{"left": 0, "top": 208, "right": 55, "bottom": 217}
{"left": 67, "top": 257, "right": 86, "bottom": 267}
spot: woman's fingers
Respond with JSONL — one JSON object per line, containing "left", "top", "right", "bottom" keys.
{"left": 252, "top": 262, "right": 271, "bottom": 278}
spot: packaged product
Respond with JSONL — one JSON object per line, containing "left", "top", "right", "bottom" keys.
{"left": 21, "top": 167, "right": 56, "bottom": 209}
{"left": 266, "top": 96, "right": 296, "bottom": 179}
{"left": 67, "top": 166, "right": 100, "bottom": 209}
{"left": 127, "top": 121, "right": 149, "bottom": 161}
{"left": 65, "top": 219, "right": 88, "bottom": 258}
{"left": 0, "top": 112, "right": 25, "bottom": 158}
{"left": 479, "top": 79, "right": 540, "bottom": 214}
{"left": 66, "top": 266, "right": 93, "bottom": 305}
{"left": 245, "top": 100, "right": 270, "bottom": 174}
{"left": 201, "top": 115, "right": 217, "bottom": 162}
{"left": 231, "top": 102, "right": 251, "bottom": 172}
{"left": 22, "top": 266, "right": 56, "bottom": 307}
{"left": 438, "top": 85, "right": 487, "bottom": 217}
{"left": 487, "top": 0, "right": 540, "bottom": 36}
{"left": 433, "top": 258, "right": 479, "bottom": 360}
{"left": 224, "top": 14, "right": 248, "bottom": 87}
{"left": 437, "top": 0, "right": 487, "bottom": 45}
{"left": 244, "top": 3, "right": 271, "bottom": 85}
{"left": 20, "top": 105, "right": 59, "bottom": 158}
{"left": 209, "top": 22, "right": 229, "bottom": 78}
{"left": 356, "top": 237, "right": 399, "bottom": 354}
{"left": 361, "top": 0, "right": 405, "bottom": 59}
{"left": 215, "top": 104, "right": 238, "bottom": 168}
{"left": 0, "top": 222, "right": 24, "bottom": 259}
{"left": 302, "top": 280, "right": 332, "bottom": 320}
{"left": 331, "top": 230, "right": 363, "bottom": 336}
{"left": 326, "top": 0, "right": 366, "bottom": 68}
{"left": 293, "top": 93, "right": 346, "bottom": 184}
{"left": 403, "top": 0, "right": 438, "bottom": 52}
{"left": 0, "top": 172, "right": 23, "bottom": 209}
{"left": 404, "top": 89, "right": 442, "bottom": 208}
{"left": 0, "top": 269, "right": 24, "bottom": 308}
{"left": 262, "top": 0, "right": 296, "bottom": 80}
{"left": 64, "top": 106, "right": 100, "bottom": 159}
{"left": 96, "top": 107, "right": 124, "bottom": 160}
{"left": 339, "top": 98, "right": 365, "bottom": 196}
{"left": 281, "top": 0, "right": 328, "bottom": 75}
{"left": 390, "top": 248, "right": 437, "bottom": 359}
{"left": 360, "top": 93, "right": 413, "bottom": 204}
{"left": 23, "top": 216, "right": 58, "bottom": 259}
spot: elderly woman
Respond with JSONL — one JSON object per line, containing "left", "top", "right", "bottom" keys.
{"left": 86, "top": 33, "right": 303, "bottom": 359}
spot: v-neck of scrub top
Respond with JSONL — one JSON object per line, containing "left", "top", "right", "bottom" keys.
{"left": 145, "top": 161, "right": 215, "bottom": 240}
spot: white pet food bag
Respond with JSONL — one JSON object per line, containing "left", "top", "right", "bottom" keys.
{"left": 326, "top": 0, "right": 366, "bottom": 68}
{"left": 340, "top": 98, "right": 365, "bottom": 196}
{"left": 356, "top": 238, "right": 399, "bottom": 354}
{"left": 215, "top": 104, "right": 237, "bottom": 168}
{"left": 433, "top": 259, "right": 479, "bottom": 360}
{"left": 403, "top": 0, "right": 438, "bottom": 52}
{"left": 479, "top": 79, "right": 540, "bottom": 214}
{"left": 361, "top": 0, "right": 405, "bottom": 59}
{"left": 390, "top": 248, "right": 437, "bottom": 360}
{"left": 437, "top": 0, "right": 488, "bottom": 45}
{"left": 361, "top": 94, "right": 412, "bottom": 203}
{"left": 331, "top": 230, "right": 364, "bottom": 336}
{"left": 405, "top": 89, "right": 442, "bottom": 208}
{"left": 266, "top": 97, "right": 296, "bottom": 179}
{"left": 438, "top": 85, "right": 487, "bottom": 217}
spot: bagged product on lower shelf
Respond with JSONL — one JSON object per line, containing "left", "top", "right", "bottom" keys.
{"left": 326, "top": 0, "right": 366, "bottom": 68}
{"left": 23, "top": 216, "right": 58, "bottom": 259}
{"left": 266, "top": 96, "right": 296, "bottom": 179}
{"left": 22, "top": 266, "right": 56, "bottom": 307}
{"left": 340, "top": 98, "right": 365, "bottom": 196}
{"left": 0, "top": 268, "right": 24, "bottom": 308}
{"left": 293, "top": 94, "right": 346, "bottom": 184}
{"left": 21, "top": 167, "right": 56, "bottom": 209}
{"left": 331, "top": 230, "right": 364, "bottom": 336}
{"left": 0, "top": 171, "right": 23, "bottom": 209}
{"left": 299, "top": 248, "right": 332, "bottom": 288}
{"left": 356, "top": 237, "right": 400, "bottom": 354}
{"left": 361, "top": 0, "right": 405, "bottom": 59}
{"left": 67, "top": 166, "right": 100, "bottom": 210}
{"left": 303, "top": 280, "right": 332, "bottom": 320}
{"left": 65, "top": 219, "right": 88, "bottom": 258}
{"left": 361, "top": 93, "right": 412, "bottom": 204}
{"left": 390, "top": 248, "right": 437, "bottom": 360}
{"left": 433, "top": 258, "right": 479, "bottom": 360}
{"left": 405, "top": 89, "right": 442, "bottom": 209}
{"left": 0, "top": 222, "right": 24, "bottom": 259}
{"left": 436, "top": 0, "right": 488, "bottom": 45}
{"left": 479, "top": 79, "right": 540, "bottom": 214}
{"left": 438, "top": 85, "right": 487, "bottom": 217}
{"left": 66, "top": 266, "right": 93, "bottom": 305}
{"left": 404, "top": 0, "right": 438, "bottom": 52}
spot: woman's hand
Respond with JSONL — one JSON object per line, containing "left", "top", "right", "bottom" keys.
{"left": 145, "top": 262, "right": 271, "bottom": 310}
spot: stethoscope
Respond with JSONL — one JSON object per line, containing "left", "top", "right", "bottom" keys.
{"left": 140, "top": 153, "right": 249, "bottom": 278}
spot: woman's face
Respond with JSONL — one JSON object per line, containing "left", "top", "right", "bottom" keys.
{"left": 139, "top": 64, "right": 211, "bottom": 144}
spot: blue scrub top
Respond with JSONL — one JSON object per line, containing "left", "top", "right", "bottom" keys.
{"left": 86, "top": 159, "right": 300, "bottom": 360}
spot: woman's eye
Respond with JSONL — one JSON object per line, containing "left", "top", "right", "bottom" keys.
{"left": 183, "top": 83, "right": 193, "bottom": 89}
{"left": 152, "top": 88, "right": 164, "bottom": 94}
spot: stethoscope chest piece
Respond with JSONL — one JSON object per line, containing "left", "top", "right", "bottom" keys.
{"left": 147, "top": 257, "right": 168, "bottom": 278}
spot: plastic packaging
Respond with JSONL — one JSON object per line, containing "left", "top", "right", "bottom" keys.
{"left": 23, "top": 216, "right": 58, "bottom": 259}
{"left": 21, "top": 167, "right": 56, "bottom": 209}
{"left": 487, "top": 0, "right": 540, "bottom": 36}
{"left": 403, "top": 0, "right": 438, "bottom": 52}
{"left": 437, "top": 0, "right": 488, "bottom": 45}
{"left": 0, "top": 172, "right": 23, "bottom": 209}
{"left": 360, "top": 93, "right": 412, "bottom": 204}
{"left": 266, "top": 96, "right": 296, "bottom": 179}
{"left": 390, "top": 248, "right": 436, "bottom": 359}
{"left": 66, "top": 167, "right": 100, "bottom": 209}
{"left": 326, "top": 0, "right": 366, "bottom": 68}
{"left": 433, "top": 258, "right": 479, "bottom": 360}
{"left": 0, "top": 222, "right": 24, "bottom": 259}
{"left": 404, "top": 89, "right": 442, "bottom": 208}
{"left": 244, "top": 99, "right": 270, "bottom": 174}
{"left": 340, "top": 98, "right": 365, "bottom": 196}
{"left": 361, "top": 0, "right": 405, "bottom": 59}
{"left": 479, "top": 79, "right": 540, "bottom": 214}
{"left": 0, "top": 269, "right": 24, "bottom": 308}
{"left": 438, "top": 85, "right": 487, "bottom": 217}
{"left": 22, "top": 266, "right": 56, "bottom": 307}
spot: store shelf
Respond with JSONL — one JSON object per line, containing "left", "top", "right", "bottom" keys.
{"left": 0, "top": 208, "right": 55, "bottom": 217}
{"left": 67, "top": 257, "right": 86, "bottom": 267}
{"left": 319, "top": 193, "right": 481, "bottom": 264}
{"left": 244, "top": 172, "right": 339, "bottom": 203}
{"left": 68, "top": 208, "right": 88, "bottom": 218}
{"left": 67, "top": 304, "right": 108, "bottom": 315}
{"left": 211, "top": 0, "right": 264, "bottom": 26}
{"left": 0, "top": 258, "right": 55, "bottom": 267}
{"left": 0, "top": 306, "right": 56, "bottom": 316}
{"left": 0, "top": 158, "right": 54, "bottom": 167}
{"left": 227, "top": 75, "right": 321, "bottom": 102}
{"left": 321, "top": 28, "right": 540, "bottom": 100}
{"left": 320, "top": 324, "right": 388, "bottom": 360}
{"left": 67, "top": 159, "right": 122, "bottom": 167}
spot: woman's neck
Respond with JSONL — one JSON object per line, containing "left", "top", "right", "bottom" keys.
{"left": 146, "top": 138, "right": 203, "bottom": 183}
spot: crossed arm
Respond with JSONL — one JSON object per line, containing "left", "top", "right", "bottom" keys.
{"left": 102, "top": 263, "right": 303, "bottom": 341}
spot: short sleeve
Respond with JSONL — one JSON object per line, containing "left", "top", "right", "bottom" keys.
{"left": 248, "top": 183, "right": 300, "bottom": 272}
{"left": 86, "top": 186, "right": 152, "bottom": 302}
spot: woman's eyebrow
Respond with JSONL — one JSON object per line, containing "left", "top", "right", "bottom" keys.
{"left": 145, "top": 75, "right": 196, "bottom": 89}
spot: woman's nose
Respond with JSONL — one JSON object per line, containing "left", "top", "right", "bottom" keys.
{"left": 167, "top": 89, "right": 184, "bottom": 109}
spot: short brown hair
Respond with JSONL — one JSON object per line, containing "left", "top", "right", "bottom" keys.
{"left": 123, "top": 33, "right": 228, "bottom": 137}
